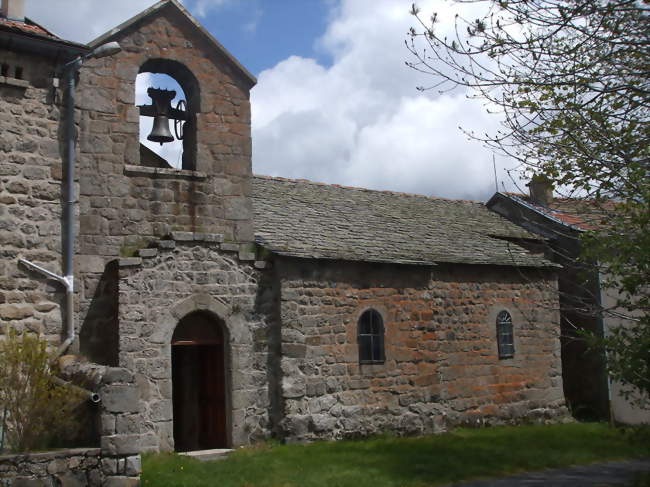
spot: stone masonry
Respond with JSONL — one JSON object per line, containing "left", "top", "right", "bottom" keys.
{"left": 273, "top": 258, "right": 566, "bottom": 442}
{"left": 75, "top": 3, "right": 254, "bottom": 258}
{"left": 0, "top": 48, "right": 66, "bottom": 342}
{"left": 0, "top": 448, "right": 104, "bottom": 486}
{"left": 73, "top": 1, "right": 257, "bottom": 374}
{"left": 1, "top": 0, "right": 571, "bottom": 471}
{"left": 114, "top": 233, "right": 271, "bottom": 451}
{"left": 0, "top": 366, "right": 141, "bottom": 486}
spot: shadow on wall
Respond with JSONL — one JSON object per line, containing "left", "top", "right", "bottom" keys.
{"left": 79, "top": 260, "right": 119, "bottom": 367}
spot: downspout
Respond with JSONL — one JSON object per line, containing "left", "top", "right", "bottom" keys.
{"left": 18, "top": 42, "right": 121, "bottom": 357}
{"left": 51, "top": 376, "right": 101, "bottom": 404}
{"left": 594, "top": 270, "right": 614, "bottom": 425}
{"left": 60, "top": 57, "right": 81, "bottom": 355}
{"left": 19, "top": 58, "right": 80, "bottom": 356}
{"left": 17, "top": 258, "right": 73, "bottom": 355}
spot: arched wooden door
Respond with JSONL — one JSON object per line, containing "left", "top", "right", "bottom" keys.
{"left": 171, "top": 311, "right": 228, "bottom": 451}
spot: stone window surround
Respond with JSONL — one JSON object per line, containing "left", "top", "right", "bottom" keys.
{"left": 487, "top": 305, "right": 521, "bottom": 364}
{"left": 355, "top": 305, "right": 387, "bottom": 367}
{"left": 496, "top": 309, "right": 515, "bottom": 359}
{"left": 137, "top": 58, "right": 200, "bottom": 171}
{"left": 123, "top": 164, "right": 206, "bottom": 180}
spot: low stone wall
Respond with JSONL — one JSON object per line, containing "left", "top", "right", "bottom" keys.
{"left": 0, "top": 366, "right": 141, "bottom": 486}
{"left": 0, "top": 448, "right": 102, "bottom": 486}
{"left": 0, "top": 447, "right": 139, "bottom": 486}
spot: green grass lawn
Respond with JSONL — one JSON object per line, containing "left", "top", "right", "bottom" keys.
{"left": 142, "top": 423, "right": 650, "bottom": 487}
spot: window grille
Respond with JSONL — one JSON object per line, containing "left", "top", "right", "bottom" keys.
{"left": 358, "top": 309, "right": 385, "bottom": 364}
{"left": 497, "top": 310, "right": 514, "bottom": 359}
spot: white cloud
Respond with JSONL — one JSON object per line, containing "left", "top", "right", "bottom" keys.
{"left": 26, "top": 0, "right": 519, "bottom": 200}
{"left": 24, "top": 0, "right": 231, "bottom": 42}
{"left": 243, "top": 6, "right": 262, "bottom": 34}
{"left": 185, "top": 0, "right": 232, "bottom": 18}
{"left": 252, "top": 0, "right": 516, "bottom": 201}
{"left": 26, "top": 1, "right": 158, "bottom": 43}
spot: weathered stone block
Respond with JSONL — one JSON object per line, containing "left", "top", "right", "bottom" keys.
{"left": 101, "top": 385, "right": 139, "bottom": 413}
{"left": 102, "top": 368, "right": 135, "bottom": 385}
{"left": 157, "top": 240, "right": 175, "bottom": 249}
{"left": 137, "top": 248, "right": 157, "bottom": 258}
{"left": 115, "top": 414, "right": 143, "bottom": 435}
{"left": 77, "top": 254, "right": 106, "bottom": 273}
{"left": 118, "top": 258, "right": 142, "bottom": 268}
{"left": 169, "top": 231, "right": 194, "bottom": 241}
{"left": 101, "top": 457, "right": 118, "bottom": 475}
{"left": 124, "top": 456, "right": 141, "bottom": 476}
{"left": 238, "top": 251, "right": 256, "bottom": 261}
{"left": 215, "top": 246, "right": 238, "bottom": 258}
{"left": 203, "top": 233, "right": 224, "bottom": 243}
{"left": 11, "top": 477, "right": 51, "bottom": 487}
{"left": 100, "top": 434, "right": 141, "bottom": 456}
{"left": 102, "top": 476, "right": 140, "bottom": 487}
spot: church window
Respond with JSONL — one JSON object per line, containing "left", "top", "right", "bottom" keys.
{"left": 496, "top": 310, "right": 514, "bottom": 359}
{"left": 358, "top": 309, "right": 385, "bottom": 364}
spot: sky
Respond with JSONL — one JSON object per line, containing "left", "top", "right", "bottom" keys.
{"left": 26, "top": 0, "right": 524, "bottom": 201}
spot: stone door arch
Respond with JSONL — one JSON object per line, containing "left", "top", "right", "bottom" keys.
{"left": 171, "top": 310, "right": 229, "bottom": 451}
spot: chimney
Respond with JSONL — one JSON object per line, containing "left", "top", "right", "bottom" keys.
{"left": 527, "top": 174, "right": 553, "bottom": 207}
{"left": 2, "top": 0, "right": 25, "bottom": 21}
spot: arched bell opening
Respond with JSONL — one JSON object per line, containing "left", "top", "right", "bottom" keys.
{"left": 171, "top": 311, "right": 230, "bottom": 452}
{"left": 136, "top": 58, "right": 200, "bottom": 170}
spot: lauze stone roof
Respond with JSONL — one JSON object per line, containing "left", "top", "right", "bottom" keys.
{"left": 252, "top": 176, "right": 552, "bottom": 268}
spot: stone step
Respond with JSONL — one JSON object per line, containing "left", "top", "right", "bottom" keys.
{"left": 179, "top": 448, "right": 234, "bottom": 462}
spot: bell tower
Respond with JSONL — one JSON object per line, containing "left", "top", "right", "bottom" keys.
{"left": 75, "top": 0, "right": 256, "bottom": 258}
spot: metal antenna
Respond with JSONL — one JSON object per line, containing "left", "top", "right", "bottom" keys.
{"left": 492, "top": 154, "right": 498, "bottom": 192}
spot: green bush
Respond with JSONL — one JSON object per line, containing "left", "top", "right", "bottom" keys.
{"left": 0, "top": 327, "right": 85, "bottom": 452}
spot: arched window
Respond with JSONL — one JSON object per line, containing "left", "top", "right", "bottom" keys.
{"left": 136, "top": 59, "right": 200, "bottom": 170}
{"left": 358, "top": 309, "right": 385, "bottom": 364}
{"left": 496, "top": 310, "right": 514, "bottom": 359}
{"left": 136, "top": 72, "right": 186, "bottom": 169}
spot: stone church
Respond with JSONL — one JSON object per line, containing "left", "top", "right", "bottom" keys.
{"left": 1, "top": 0, "right": 568, "bottom": 462}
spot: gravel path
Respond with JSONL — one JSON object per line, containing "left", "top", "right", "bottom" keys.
{"left": 441, "top": 459, "right": 650, "bottom": 486}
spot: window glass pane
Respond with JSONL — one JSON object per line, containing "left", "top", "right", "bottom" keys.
{"left": 359, "top": 311, "right": 371, "bottom": 334}
{"left": 359, "top": 335, "right": 372, "bottom": 362}
{"left": 496, "top": 310, "right": 514, "bottom": 358}
{"left": 358, "top": 309, "right": 384, "bottom": 363}
{"left": 369, "top": 310, "right": 381, "bottom": 335}
{"left": 372, "top": 335, "right": 383, "bottom": 361}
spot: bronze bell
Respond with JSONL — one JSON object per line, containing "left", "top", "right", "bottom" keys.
{"left": 148, "top": 114, "right": 174, "bottom": 144}
{"left": 141, "top": 88, "right": 177, "bottom": 145}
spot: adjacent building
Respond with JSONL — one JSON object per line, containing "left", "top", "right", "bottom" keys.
{"left": 487, "top": 179, "right": 650, "bottom": 425}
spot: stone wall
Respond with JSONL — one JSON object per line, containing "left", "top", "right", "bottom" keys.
{"left": 0, "top": 50, "right": 65, "bottom": 342}
{"left": 0, "top": 448, "right": 103, "bottom": 486}
{"left": 114, "top": 234, "right": 271, "bottom": 451}
{"left": 274, "top": 258, "right": 566, "bottom": 442}
{"left": 75, "top": 4, "right": 254, "bottom": 260}
{"left": 0, "top": 367, "right": 141, "bottom": 486}
{"left": 73, "top": 3, "right": 255, "bottom": 367}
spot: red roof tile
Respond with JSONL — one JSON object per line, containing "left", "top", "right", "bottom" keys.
{"left": 505, "top": 193, "right": 614, "bottom": 231}
{"left": 0, "top": 16, "right": 58, "bottom": 39}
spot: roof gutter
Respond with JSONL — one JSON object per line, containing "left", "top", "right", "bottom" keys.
{"left": 0, "top": 27, "right": 88, "bottom": 58}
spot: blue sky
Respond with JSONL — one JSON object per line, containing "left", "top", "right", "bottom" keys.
{"left": 29, "top": 0, "right": 522, "bottom": 201}
{"left": 194, "top": 0, "right": 334, "bottom": 75}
